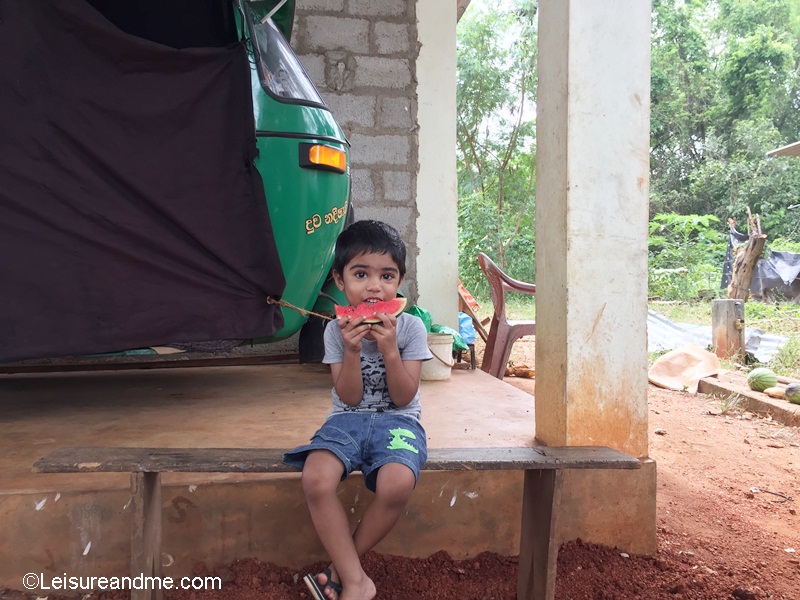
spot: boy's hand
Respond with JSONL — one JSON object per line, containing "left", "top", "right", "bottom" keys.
{"left": 338, "top": 316, "right": 371, "bottom": 354}
{"left": 368, "top": 312, "right": 400, "bottom": 357}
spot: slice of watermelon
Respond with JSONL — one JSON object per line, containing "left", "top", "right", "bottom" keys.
{"left": 334, "top": 297, "right": 408, "bottom": 324}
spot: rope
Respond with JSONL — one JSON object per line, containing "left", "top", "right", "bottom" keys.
{"left": 429, "top": 337, "right": 456, "bottom": 367}
{"left": 267, "top": 297, "right": 334, "bottom": 321}
{"left": 430, "top": 349, "right": 455, "bottom": 368}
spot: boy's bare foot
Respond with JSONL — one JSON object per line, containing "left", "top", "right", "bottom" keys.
{"left": 338, "top": 575, "right": 376, "bottom": 600}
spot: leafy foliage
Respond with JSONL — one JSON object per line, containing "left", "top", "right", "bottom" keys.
{"left": 651, "top": 0, "right": 800, "bottom": 238}
{"left": 769, "top": 236, "right": 800, "bottom": 253}
{"left": 650, "top": 0, "right": 716, "bottom": 214}
{"left": 648, "top": 213, "right": 727, "bottom": 299}
{"left": 458, "top": 0, "right": 800, "bottom": 302}
{"left": 456, "top": 0, "right": 537, "bottom": 296}
{"left": 769, "top": 334, "right": 800, "bottom": 378}
{"left": 647, "top": 0, "right": 800, "bottom": 298}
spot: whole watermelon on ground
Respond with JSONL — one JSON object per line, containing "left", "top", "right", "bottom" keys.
{"left": 747, "top": 367, "right": 778, "bottom": 392}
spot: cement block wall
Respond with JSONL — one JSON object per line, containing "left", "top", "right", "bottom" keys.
{"left": 0, "top": 472, "right": 526, "bottom": 586}
{"left": 293, "top": 0, "right": 421, "bottom": 299}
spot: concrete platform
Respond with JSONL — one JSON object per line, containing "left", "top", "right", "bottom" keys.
{"left": 698, "top": 370, "right": 800, "bottom": 426}
{"left": 0, "top": 364, "right": 538, "bottom": 586}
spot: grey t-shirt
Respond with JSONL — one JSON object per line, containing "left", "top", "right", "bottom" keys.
{"left": 323, "top": 312, "right": 433, "bottom": 421}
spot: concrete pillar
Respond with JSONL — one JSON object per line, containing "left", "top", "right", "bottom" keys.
{"left": 535, "top": 0, "right": 656, "bottom": 553}
{"left": 415, "top": 0, "right": 459, "bottom": 329}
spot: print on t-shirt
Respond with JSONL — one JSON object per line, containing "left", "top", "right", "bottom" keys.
{"left": 344, "top": 354, "right": 395, "bottom": 412}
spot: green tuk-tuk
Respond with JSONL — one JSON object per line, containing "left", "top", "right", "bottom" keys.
{"left": 241, "top": 0, "right": 351, "bottom": 344}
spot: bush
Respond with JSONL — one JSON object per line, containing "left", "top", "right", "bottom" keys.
{"left": 648, "top": 213, "right": 727, "bottom": 300}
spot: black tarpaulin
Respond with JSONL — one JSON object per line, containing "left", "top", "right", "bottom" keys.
{"left": 721, "top": 227, "right": 800, "bottom": 301}
{"left": 0, "top": 0, "right": 285, "bottom": 362}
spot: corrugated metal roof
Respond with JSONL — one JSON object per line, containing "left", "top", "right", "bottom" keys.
{"left": 767, "top": 141, "right": 800, "bottom": 157}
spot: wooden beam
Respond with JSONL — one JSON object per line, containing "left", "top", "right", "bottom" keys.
{"left": 518, "top": 469, "right": 563, "bottom": 600}
{"left": 34, "top": 446, "right": 641, "bottom": 474}
{"left": 131, "top": 472, "right": 163, "bottom": 600}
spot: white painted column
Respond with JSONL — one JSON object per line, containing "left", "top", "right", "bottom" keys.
{"left": 415, "top": 0, "right": 459, "bottom": 329}
{"left": 535, "top": 0, "right": 651, "bottom": 457}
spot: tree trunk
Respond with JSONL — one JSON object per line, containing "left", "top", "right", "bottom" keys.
{"left": 726, "top": 233, "right": 767, "bottom": 301}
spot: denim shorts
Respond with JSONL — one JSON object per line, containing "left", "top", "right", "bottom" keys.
{"left": 283, "top": 412, "right": 427, "bottom": 492}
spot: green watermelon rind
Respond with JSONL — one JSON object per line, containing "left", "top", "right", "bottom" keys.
{"left": 334, "top": 297, "right": 408, "bottom": 324}
{"left": 785, "top": 383, "right": 800, "bottom": 404}
{"left": 746, "top": 367, "right": 778, "bottom": 392}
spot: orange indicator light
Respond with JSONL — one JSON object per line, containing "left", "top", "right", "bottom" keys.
{"left": 306, "top": 144, "right": 346, "bottom": 173}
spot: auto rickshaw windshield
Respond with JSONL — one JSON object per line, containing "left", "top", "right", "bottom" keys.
{"left": 247, "top": 9, "right": 325, "bottom": 106}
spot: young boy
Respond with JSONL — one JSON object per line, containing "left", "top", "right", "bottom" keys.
{"left": 284, "top": 220, "right": 432, "bottom": 600}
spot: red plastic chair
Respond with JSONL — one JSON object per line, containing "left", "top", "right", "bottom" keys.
{"left": 477, "top": 252, "right": 536, "bottom": 380}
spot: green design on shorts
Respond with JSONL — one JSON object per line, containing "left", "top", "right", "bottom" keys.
{"left": 387, "top": 428, "right": 419, "bottom": 454}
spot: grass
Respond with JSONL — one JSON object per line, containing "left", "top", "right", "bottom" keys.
{"left": 505, "top": 294, "right": 537, "bottom": 320}
{"left": 468, "top": 294, "right": 536, "bottom": 324}
{"left": 652, "top": 299, "right": 800, "bottom": 336}
{"left": 717, "top": 393, "right": 744, "bottom": 415}
{"left": 768, "top": 336, "right": 800, "bottom": 378}
{"left": 471, "top": 293, "right": 800, "bottom": 379}
{"left": 648, "top": 301, "right": 711, "bottom": 326}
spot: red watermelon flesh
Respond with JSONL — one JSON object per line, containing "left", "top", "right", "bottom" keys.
{"left": 334, "top": 297, "right": 407, "bottom": 323}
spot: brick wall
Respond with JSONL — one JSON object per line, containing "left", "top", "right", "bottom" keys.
{"left": 293, "top": 0, "right": 421, "bottom": 298}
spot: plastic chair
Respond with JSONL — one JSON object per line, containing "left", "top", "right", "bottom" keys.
{"left": 477, "top": 252, "right": 536, "bottom": 379}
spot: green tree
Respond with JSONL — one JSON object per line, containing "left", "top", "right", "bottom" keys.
{"left": 716, "top": 26, "right": 794, "bottom": 133}
{"left": 651, "top": 0, "right": 800, "bottom": 241}
{"left": 650, "top": 0, "right": 716, "bottom": 215}
{"left": 713, "top": 0, "right": 800, "bottom": 137}
{"left": 456, "top": 0, "right": 537, "bottom": 295}
{"left": 688, "top": 119, "right": 800, "bottom": 238}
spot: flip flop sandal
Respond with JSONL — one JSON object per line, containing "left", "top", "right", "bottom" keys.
{"left": 303, "top": 574, "right": 326, "bottom": 600}
{"left": 322, "top": 567, "right": 343, "bottom": 596}
{"left": 303, "top": 568, "right": 342, "bottom": 600}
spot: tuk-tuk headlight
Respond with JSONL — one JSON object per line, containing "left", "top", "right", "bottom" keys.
{"left": 299, "top": 143, "right": 347, "bottom": 174}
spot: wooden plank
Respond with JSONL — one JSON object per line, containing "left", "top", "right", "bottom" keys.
{"left": 34, "top": 446, "right": 640, "bottom": 473}
{"left": 518, "top": 470, "right": 563, "bottom": 600}
{"left": 426, "top": 447, "right": 640, "bottom": 470}
{"left": 0, "top": 353, "right": 299, "bottom": 374}
{"left": 131, "top": 472, "right": 163, "bottom": 600}
{"left": 33, "top": 448, "right": 295, "bottom": 474}
{"left": 34, "top": 444, "right": 638, "bottom": 600}
{"left": 698, "top": 374, "right": 800, "bottom": 427}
